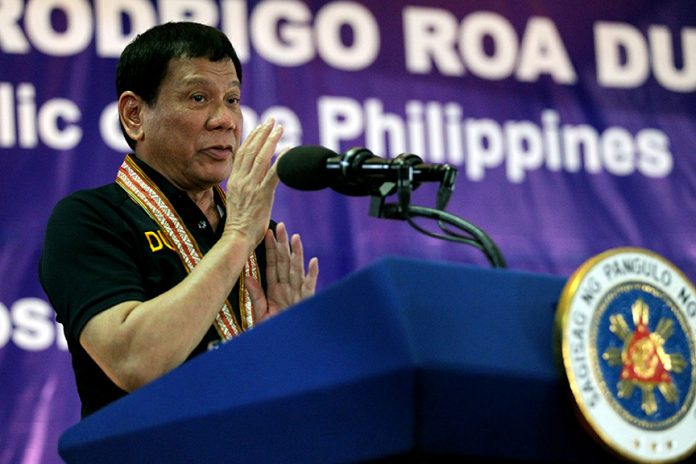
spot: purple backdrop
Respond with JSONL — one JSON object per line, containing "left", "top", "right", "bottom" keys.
{"left": 1, "top": 1, "right": 695, "bottom": 462}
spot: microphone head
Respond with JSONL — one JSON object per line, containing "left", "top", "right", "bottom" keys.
{"left": 277, "top": 145, "right": 337, "bottom": 191}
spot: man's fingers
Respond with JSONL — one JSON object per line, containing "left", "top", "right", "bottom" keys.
{"left": 302, "top": 257, "right": 319, "bottom": 298}
{"left": 262, "top": 224, "right": 318, "bottom": 311}
{"left": 244, "top": 275, "right": 269, "bottom": 323}
{"left": 273, "top": 223, "right": 291, "bottom": 284}
{"left": 288, "top": 233, "right": 305, "bottom": 290}
{"left": 223, "top": 119, "right": 283, "bottom": 244}
{"left": 232, "top": 119, "right": 268, "bottom": 173}
{"left": 230, "top": 119, "right": 283, "bottom": 187}
{"left": 236, "top": 119, "right": 272, "bottom": 171}
{"left": 253, "top": 123, "right": 284, "bottom": 171}
{"left": 264, "top": 228, "right": 278, "bottom": 282}
{"left": 244, "top": 121, "right": 283, "bottom": 180}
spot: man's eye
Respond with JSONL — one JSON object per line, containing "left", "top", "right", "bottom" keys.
{"left": 227, "top": 97, "right": 240, "bottom": 105}
{"left": 192, "top": 95, "right": 205, "bottom": 102}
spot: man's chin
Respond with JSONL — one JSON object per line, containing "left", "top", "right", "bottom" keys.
{"left": 199, "top": 159, "right": 232, "bottom": 179}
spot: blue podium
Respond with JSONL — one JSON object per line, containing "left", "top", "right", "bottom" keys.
{"left": 58, "top": 257, "right": 615, "bottom": 463}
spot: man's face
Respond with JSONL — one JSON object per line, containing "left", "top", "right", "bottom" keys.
{"left": 137, "top": 57, "right": 242, "bottom": 192}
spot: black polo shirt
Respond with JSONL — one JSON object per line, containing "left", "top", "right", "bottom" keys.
{"left": 39, "top": 156, "right": 269, "bottom": 418}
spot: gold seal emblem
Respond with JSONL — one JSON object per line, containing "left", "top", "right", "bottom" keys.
{"left": 555, "top": 247, "right": 696, "bottom": 463}
{"left": 603, "top": 298, "right": 687, "bottom": 417}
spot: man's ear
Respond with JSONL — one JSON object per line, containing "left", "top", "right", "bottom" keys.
{"left": 118, "top": 91, "right": 146, "bottom": 143}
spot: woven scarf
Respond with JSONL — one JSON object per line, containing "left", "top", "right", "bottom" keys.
{"left": 115, "top": 154, "right": 258, "bottom": 340}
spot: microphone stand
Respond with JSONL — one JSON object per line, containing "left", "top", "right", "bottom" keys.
{"left": 368, "top": 159, "right": 507, "bottom": 269}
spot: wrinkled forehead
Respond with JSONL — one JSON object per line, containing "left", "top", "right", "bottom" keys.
{"left": 163, "top": 57, "right": 240, "bottom": 88}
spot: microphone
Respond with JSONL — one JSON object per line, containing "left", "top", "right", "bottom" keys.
{"left": 277, "top": 145, "right": 456, "bottom": 197}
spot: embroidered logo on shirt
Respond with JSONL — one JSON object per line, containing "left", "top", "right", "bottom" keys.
{"left": 144, "top": 230, "right": 175, "bottom": 252}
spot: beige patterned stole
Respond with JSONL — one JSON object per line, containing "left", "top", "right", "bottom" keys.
{"left": 115, "top": 154, "right": 258, "bottom": 340}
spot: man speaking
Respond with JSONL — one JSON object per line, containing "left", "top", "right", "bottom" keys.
{"left": 40, "top": 22, "right": 318, "bottom": 418}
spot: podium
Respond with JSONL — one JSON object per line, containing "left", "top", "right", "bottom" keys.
{"left": 59, "top": 257, "right": 616, "bottom": 463}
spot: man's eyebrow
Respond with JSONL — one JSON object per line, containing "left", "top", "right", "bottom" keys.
{"left": 181, "top": 77, "right": 241, "bottom": 88}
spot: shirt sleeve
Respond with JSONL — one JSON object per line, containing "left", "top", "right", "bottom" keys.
{"left": 39, "top": 189, "right": 147, "bottom": 342}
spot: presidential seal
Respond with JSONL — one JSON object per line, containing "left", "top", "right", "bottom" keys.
{"left": 555, "top": 248, "right": 696, "bottom": 463}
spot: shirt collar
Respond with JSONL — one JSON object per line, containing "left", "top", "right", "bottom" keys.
{"left": 128, "top": 154, "right": 226, "bottom": 221}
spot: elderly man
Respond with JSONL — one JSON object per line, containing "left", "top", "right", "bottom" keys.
{"left": 40, "top": 22, "right": 318, "bottom": 417}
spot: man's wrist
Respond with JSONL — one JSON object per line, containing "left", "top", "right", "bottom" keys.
{"left": 218, "top": 228, "right": 259, "bottom": 255}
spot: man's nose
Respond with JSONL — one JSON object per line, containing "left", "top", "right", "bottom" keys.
{"left": 207, "top": 102, "right": 237, "bottom": 131}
